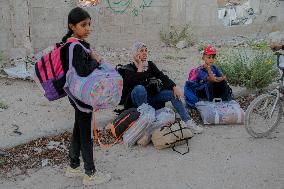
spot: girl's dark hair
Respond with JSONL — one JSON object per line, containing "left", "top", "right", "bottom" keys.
{"left": 62, "top": 7, "right": 91, "bottom": 43}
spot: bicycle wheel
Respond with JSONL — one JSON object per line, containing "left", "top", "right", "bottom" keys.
{"left": 245, "top": 93, "right": 282, "bottom": 138}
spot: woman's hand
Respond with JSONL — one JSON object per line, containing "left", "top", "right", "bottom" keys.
{"left": 133, "top": 54, "right": 144, "bottom": 72}
{"left": 173, "top": 86, "right": 183, "bottom": 100}
{"left": 91, "top": 50, "right": 103, "bottom": 63}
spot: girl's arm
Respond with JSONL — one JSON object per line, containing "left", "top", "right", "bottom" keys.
{"left": 72, "top": 45, "right": 97, "bottom": 77}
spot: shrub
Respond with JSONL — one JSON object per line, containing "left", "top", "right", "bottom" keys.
{"left": 0, "top": 100, "right": 8, "bottom": 109}
{"left": 215, "top": 48, "right": 279, "bottom": 89}
{"left": 246, "top": 40, "right": 270, "bottom": 51}
{"left": 160, "top": 24, "right": 195, "bottom": 47}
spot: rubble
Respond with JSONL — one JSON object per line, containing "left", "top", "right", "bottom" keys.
{"left": 0, "top": 132, "right": 71, "bottom": 177}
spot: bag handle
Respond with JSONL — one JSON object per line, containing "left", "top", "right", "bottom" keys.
{"left": 92, "top": 110, "right": 120, "bottom": 148}
{"left": 68, "top": 42, "right": 91, "bottom": 70}
{"left": 172, "top": 139, "right": 190, "bottom": 155}
{"left": 213, "top": 98, "right": 222, "bottom": 103}
{"left": 164, "top": 121, "right": 190, "bottom": 155}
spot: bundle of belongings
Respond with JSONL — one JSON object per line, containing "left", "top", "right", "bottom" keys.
{"left": 196, "top": 98, "right": 244, "bottom": 125}
{"left": 101, "top": 104, "right": 193, "bottom": 154}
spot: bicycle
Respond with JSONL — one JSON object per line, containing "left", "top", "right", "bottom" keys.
{"left": 245, "top": 51, "right": 284, "bottom": 138}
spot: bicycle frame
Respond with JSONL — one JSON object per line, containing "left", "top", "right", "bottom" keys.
{"left": 268, "top": 52, "right": 284, "bottom": 118}
{"left": 268, "top": 89, "right": 281, "bottom": 118}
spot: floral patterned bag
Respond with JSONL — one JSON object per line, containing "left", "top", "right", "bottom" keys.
{"left": 64, "top": 42, "right": 123, "bottom": 111}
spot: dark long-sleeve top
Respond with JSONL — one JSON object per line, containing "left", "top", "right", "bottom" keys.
{"left": 60, "top": 39, "right": 98, "bottom": 77}
{"left": 120, "top": 61, "right": 176, "bottom": 108}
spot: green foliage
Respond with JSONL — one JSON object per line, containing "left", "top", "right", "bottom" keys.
{"left": 197, "top": 42, "right": 207, "bottom": 53}
{"left": 160, "top": 24, "right": 195, "bottom": 47}
{"left": 0, "top": 100, "right": 8, "bottom": 109}
{"left": 215, "top": 48, "right": 279, "bottom": 89}
{"left": 247, "top": 40, "right": 270, "bottom": 51}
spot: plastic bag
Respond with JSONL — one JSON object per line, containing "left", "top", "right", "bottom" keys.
{"left": 137, "top": 107, "right": 176, "bottom": 146}
{"left": 123, "top": 103, "right": 155, "bottom": 147}
{"left": 196, "top": 99, "right": 244, "bottom": 125}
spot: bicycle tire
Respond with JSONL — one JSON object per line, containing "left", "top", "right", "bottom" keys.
{"left": 245, "top": 93, "right": 282, "bottom": 138}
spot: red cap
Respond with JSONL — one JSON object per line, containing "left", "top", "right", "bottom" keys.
{"left": 203, "top": 45, "right": 217, "bottom": 55}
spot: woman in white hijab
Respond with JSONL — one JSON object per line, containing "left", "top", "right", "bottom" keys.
{"left": 119, "top": 41, "right": 203, "bottom": 134}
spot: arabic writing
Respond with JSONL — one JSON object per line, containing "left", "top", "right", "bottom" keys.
{"left": 107, "top": 0, "right": 153, "bottom": 16}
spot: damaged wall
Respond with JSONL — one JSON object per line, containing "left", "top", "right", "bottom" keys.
{"left": 179, "top": 0, "right": 284, "bottom": 39}
{"left": 0, "top": 0, "right": 283, "bottom": 60}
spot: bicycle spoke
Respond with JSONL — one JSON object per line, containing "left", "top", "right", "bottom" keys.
{"left": 245, "top": 94, "right": 282, "bottom": 138}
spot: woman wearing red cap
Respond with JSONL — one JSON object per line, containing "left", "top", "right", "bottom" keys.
{"left": 184, "top": 45, "right": 233, "bottom": 108}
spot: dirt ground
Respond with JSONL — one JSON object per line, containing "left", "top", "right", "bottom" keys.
{"left": 0, "top": 46, "right": 284, "bottom": 189}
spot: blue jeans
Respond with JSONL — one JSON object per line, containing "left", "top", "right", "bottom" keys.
{"left": 131, "top": 85, "right": 191, "bottom": 122}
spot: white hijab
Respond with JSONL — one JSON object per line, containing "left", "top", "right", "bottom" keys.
{"left": 132, "top": 41, "right": 148, "bottom": 71}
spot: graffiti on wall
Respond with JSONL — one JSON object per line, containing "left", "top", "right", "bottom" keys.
{"left": 107, "top": 0, "right": 153, "bottom": 16}
{"left": 78, "top": 0, "right": 153, "bottom": 16}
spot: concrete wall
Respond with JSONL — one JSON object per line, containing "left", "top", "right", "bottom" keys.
{"left": 0, "top": 0, "right": 283, "bottom": 60}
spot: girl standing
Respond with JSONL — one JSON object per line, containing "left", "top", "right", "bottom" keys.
{"left": 61, "top": 7, "right": 111, "bottom": 186}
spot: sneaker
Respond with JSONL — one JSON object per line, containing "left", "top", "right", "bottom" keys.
{"left": 83, "top": 171, "right": 111, "bottom": 186}
{"left": 65, "top": 166, "right": 83, "bottom": 178}
{"left": 186, "top": 120, "right": 204, "bottom": 134}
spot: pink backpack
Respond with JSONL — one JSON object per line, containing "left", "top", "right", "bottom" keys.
{"left": 34, "top": 39, "right": 78, "bottom": 101}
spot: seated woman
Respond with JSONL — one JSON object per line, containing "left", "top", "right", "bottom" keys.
{"left": 120, "top": 41, "right": 203, "bottom": 134}
{"left": 184, "top": 45, "right": 232, "bottom": 108}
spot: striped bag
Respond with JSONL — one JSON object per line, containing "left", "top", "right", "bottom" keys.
{"left": 34, "top": 39, "right": 79, "bottom": 101}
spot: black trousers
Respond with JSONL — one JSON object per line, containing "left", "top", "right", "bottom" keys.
{"left": 68, "top": 98, "right": 95, "bottom": 175}
{"left": 196, "top": 80, "right": 232, "bottom": 101}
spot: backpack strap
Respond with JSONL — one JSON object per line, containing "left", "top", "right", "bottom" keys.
{"left": 68, "top": 42, "right": 91, "bottom": 69}
{"left": 92, "top": 111, "right": 121, "bottom": 148}
{"left": 64, "top": 42, "right": 92, "bottom": 111}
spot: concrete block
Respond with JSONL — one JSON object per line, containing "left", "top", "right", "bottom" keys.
{"left": 150, "top": 0, "right": 170, "bottom": 7}
{"left": 113, "top": 14, "right": 132, "bottom": 26}
{"left": 9, "top": 48, "right": 27, "bottom": 60}
{"left": 0, "top": 7, "right": 11, "bottom": 28}
{"left": 120, "top": 25, "right": 140, "bottom": 35}
{"left": 30, "top": 0, "right": 73, "bottom": 8}
{"left": 132, "top": 15, "right": 143, "bottom": 25}
{"left": 0, "top": 32, "right": 12, "bottom": 52}
{"left": 0, "top": 0, "right": 10, "bottom": 8}
{"left": 142, "top": 14, "right": 157, "bottom": 25}
{"left": 98, "top": 15, "right": 115, "bottom": 26}
{"left": 102, "top": 25, "right": 121, "bottom": 33}
{"left": 31, "top": 21, "right": 64, "bottom": 41}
